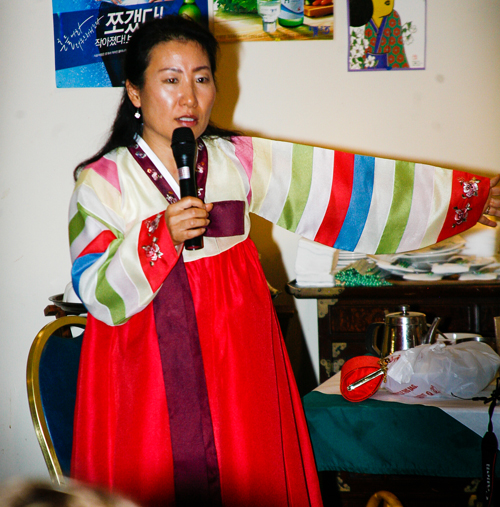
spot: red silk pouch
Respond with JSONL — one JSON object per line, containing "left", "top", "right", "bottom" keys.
{"left": 340, "top": 355, "right": 384, "bottom": 402}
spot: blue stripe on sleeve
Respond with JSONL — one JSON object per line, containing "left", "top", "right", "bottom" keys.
{"left": 71, "top": 253, "right": 103, "bottom": 301}
{"left": 334, "top": 155, "right": 375, "bottom": 251}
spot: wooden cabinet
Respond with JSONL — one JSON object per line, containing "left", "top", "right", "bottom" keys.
{"left": 288, "top": 281, "right": 500, "bottom": 384}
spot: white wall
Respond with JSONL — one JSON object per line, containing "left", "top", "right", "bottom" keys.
{"left": 1, "top": 0, "right": 499, "bottom": 482}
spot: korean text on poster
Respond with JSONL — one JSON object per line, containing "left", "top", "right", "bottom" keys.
{"left": 52, "top": 0, "right": 210, "bottom": 87}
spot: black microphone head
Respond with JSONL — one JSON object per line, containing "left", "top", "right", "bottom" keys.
{"left": 171, "top": 127, "right": 195, "bottom": 146}
{"left": 171, "top": 127, "right": 197, "bottom": 169}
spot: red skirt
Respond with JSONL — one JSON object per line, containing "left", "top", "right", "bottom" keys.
{"left": 71, "top": 238, "right": 322, "bottom": 507}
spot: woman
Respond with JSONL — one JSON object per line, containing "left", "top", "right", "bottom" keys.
{"left": 69, "top": 14, "right": 500, "bottom": 507}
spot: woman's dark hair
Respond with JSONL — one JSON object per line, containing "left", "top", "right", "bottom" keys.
{"left": 0, "top": 479, "right": 138, "bottom": 507}
{"left": 349, "top": 0, "right": 373, "bottom": 27}
{"left": 74, "top": 15, "right": 239, "bottom": 180}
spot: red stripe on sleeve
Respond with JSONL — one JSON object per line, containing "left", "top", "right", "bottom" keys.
{"left": 314, "top": 151, "right": 355, "bottom": 246}
{"left": 437, "top": 172, "right": 489, "bottom": 243}
{"left": 78, "top": 230, "right": 117, "bottom": 258}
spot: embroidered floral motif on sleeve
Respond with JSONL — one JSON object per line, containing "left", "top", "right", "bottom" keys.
{"left": 145, "top": 213, "right": 162, "bottom": 235}
{"left": 143, "top": 214, "right": 164, "bottom": 266}
{"left": 459, "top": 177, "right": 480, "bottom": 198}
{"left": 143, "top": 237, "right": 163, "bottom": 266}
{"left": 453, "top": 203, "right": 471, "bottom": 227}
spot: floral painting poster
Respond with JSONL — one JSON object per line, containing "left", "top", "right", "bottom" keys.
{"left": 212, "top": 0, "right": 334, "bottom": 42}
{"left": 52, "top": 0, "right": 210, "bottom": 88}
{"left": 348, "top": 0, "right": 426, "bottom": 71}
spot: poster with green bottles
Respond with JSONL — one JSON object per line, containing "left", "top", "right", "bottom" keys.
{"left": 52, "top": 0, "right": 210, "bottom": 87}
{"left": 212, "top": 0, "right": 334, "bottom": 41}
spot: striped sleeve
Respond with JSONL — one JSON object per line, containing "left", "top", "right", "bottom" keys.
{"left": 230, "top": 137, "right": 489, "bottom": 254}
{"left": 68, "top": 154, "right": 179, "bottom": 326}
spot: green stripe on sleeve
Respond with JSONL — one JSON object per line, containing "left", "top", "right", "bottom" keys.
{"left": 277, "top": 144, "right": 313, "bottom": 231}
{"left": 69, "top": 212, "right": 86, "bottom": 246}
{"left": 95, "top": 240, "right": 127, "bottom": 325}
{"left": 376, "top": 161, "right": 415, "bottom": 254}
{"left": 70, "top": 202, "right": 123, "bottom": 245}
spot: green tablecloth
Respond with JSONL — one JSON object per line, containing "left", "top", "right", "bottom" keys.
{"left": 303, "top": 391, "right": 489, "bottom": 477}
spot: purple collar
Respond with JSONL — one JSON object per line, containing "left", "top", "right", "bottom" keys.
{"left": 128, "top": 140, "right": 245, "bottom": 238}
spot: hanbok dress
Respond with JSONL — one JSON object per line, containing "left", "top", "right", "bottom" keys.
{"left": 69, "top": 135, "right": 488, "bottom": 507}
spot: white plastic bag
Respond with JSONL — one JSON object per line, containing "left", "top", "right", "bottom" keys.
{"left": 384, "top": 341, "right": 500, "bottom": 399}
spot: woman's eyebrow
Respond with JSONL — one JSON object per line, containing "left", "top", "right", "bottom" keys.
{"left": 158, "top": 66, "right": 182, "bottom": 73}
{"left": 158, "top": 66, "right": 211, "bottom": 73}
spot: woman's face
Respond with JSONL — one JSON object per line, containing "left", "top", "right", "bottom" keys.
{"left": 127, "top": 40, "right": 216, "bottom": 149}
{"left": 372, "top": 0, "right": 394, "bottom": 19}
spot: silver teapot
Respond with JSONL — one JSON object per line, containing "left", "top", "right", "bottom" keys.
{"left": 366, "top": 305, "right": 440, "bottom": 357}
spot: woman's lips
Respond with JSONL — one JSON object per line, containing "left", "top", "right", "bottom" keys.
{"left": 177, "top": 116, "right": 198, "bottom": 128}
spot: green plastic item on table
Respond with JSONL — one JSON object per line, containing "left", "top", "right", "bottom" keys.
{"left": 335, "top": 268, "right": 392, "bottom": 287}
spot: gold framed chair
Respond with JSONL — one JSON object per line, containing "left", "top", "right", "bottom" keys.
{"left": 366, "top": 491, "right": 403, "bottom": 507}
{"left": 26, "top": 315, "right": 86, "bottom": 485}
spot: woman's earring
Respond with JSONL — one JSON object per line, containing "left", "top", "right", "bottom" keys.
{"left": 134, "top": 108, "right": 141, "bottom": 119}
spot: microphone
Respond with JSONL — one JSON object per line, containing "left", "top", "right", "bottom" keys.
{"left": 171, "top": 127, "right": 203, "bottom": 250}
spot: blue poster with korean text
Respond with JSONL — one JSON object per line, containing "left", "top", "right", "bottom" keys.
{"left": 52, "top": 0, "right": 210, "bottom": 87}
